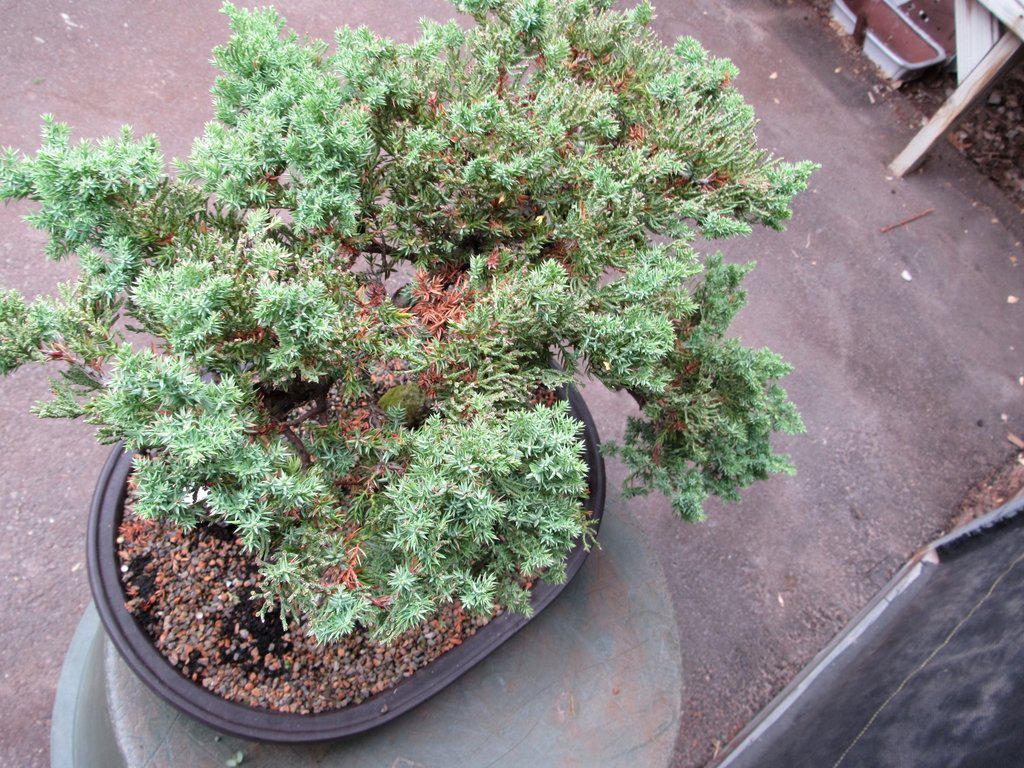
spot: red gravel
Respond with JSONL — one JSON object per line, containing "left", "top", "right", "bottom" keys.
{"left": 117, "top": 512, "right": 496, "bottom": 714}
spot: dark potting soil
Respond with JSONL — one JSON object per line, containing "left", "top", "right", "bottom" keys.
{"left": 117, "top": 512, "right": 497, "bottom": 714}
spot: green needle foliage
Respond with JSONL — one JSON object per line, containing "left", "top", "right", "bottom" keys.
{"left": 0, "top": 0, "right": 812, "bottom": 643}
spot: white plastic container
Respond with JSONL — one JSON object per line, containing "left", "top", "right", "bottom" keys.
{"left": 832, "top": 0, "right": 947, "bottom": 81}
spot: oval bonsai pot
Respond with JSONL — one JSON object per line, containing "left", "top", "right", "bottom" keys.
{"left": 86, "top": 386, "right": 605, "bottom": 743}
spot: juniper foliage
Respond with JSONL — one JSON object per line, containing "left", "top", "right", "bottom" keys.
{"left": 0, "top": 0, "right": 812, "bottom": 642}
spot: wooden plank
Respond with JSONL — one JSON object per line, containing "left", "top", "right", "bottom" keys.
{"left": 956, "top": 0, "right": 1002, "bottom": 82}
{"left": 978, "top": 0, "right": 1024, "bottom": 39}
{"left": 890, "top": 31, "right": 1024, "bottom": 176}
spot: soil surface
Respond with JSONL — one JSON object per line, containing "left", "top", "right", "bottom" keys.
{"left": 117, "top": 510, "right": 494, "bottom": 714}
{"left": 904, "top": 67, "right": 1024, "bottom": 209}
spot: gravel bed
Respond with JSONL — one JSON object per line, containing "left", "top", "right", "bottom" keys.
{"left": 117, "top": 512, "right": 496, "bottom": 714}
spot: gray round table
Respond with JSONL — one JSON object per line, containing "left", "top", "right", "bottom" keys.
{"left": 51, "top": 504, "right": 681, "bottom": 768}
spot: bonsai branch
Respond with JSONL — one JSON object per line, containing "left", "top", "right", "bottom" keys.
{"left": 361, "top": 238, "right": 395, "bottom": 255}
{"left": 258, "top": 378, "right": 332, "bottom": 421}
{"left": 280, "top": 425, "right": 313, "bottom": 468}
{"left": 280, "top": 396, "right": 328, "bottom": 427}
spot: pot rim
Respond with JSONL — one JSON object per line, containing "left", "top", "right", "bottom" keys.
{"left": 86, "top": 385, "right": 605, "bottom": 743}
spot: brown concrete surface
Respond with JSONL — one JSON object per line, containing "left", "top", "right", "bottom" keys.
{"left": 0, "top": 1, "right": 1021, "bottom": 766}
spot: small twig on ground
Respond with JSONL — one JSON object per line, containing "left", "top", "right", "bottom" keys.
{"left": 1007, "top": 432, "right": 1024, "bottom": 450}
{"left": 879, "top": 207, "right": 935, "bottom": 234}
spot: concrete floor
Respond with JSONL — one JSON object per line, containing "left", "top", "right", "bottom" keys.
{"left": 0, "top": 1, "right": 1021, "bottom": 766}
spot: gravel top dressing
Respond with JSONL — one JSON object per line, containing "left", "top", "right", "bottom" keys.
{"left": 117, "top": 509, "right": 496, "bottom": 714}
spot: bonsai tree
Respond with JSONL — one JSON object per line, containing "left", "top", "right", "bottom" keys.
{"left": 0, "top": 0, "right": 812, "bottom": 643}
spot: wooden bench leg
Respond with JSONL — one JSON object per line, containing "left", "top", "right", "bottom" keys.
{"left": 955, "top": 0, "right": 1002, "bottom": 83}
{"left": 889, "top": 32, "right": 1023, "bottom": 177}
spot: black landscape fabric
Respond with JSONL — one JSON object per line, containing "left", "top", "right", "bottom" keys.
{"left": 726, "top": 503, "right": 1024, "bottom": 768}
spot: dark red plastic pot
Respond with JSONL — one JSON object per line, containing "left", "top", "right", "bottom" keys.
{"left": 86, "top": 386, "right": 605, "bottom": 743}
